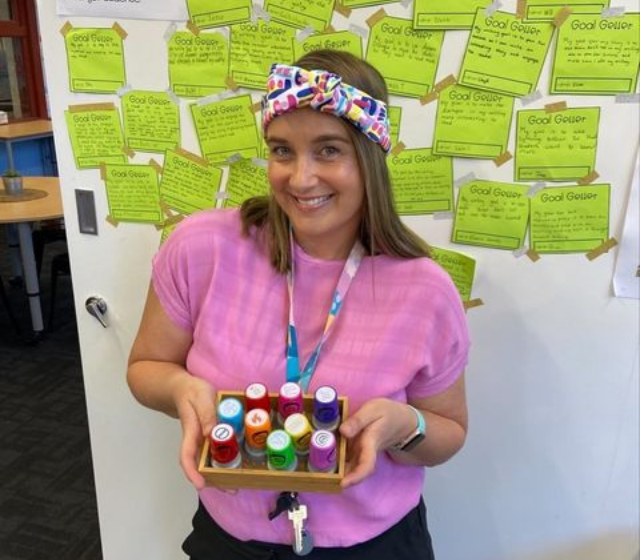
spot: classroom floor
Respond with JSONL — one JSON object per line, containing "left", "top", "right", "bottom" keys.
{"left": 0, "top": 227, "right": 103, "bottom": 560}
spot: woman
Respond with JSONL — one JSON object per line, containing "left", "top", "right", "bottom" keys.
{"left": 128, "top": 50, "right": 470, "bottom": 559}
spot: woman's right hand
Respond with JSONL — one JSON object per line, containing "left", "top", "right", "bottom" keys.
{"left": 171, "top": 374, "right": 217, "bottom": 489}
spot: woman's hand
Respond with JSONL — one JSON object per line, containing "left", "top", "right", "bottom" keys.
{"left": 338, "top": 398, "right": 415, "bottom": 488}
{"left": 171, "top": 374, "right": 218, "bottom": 490}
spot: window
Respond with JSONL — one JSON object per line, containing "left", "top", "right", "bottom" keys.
{"left": 0, "top": 0, "right": 46, "bottom": 121}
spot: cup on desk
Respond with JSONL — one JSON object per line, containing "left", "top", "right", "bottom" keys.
{"left": 2, "top": 172, "right": 23, "bottom": 196}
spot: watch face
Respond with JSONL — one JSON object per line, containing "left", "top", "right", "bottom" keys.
{"left": 401, "top": 432, "right": 425, "bottom": 452}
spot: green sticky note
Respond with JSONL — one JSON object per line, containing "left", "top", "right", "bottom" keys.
{"left": 223, "top": 159, "right": 270, "bottom": 208}
{"left": 366, "top": 16, "right": 444, "bottom": 98}
{"left": 65, "top": 107, "right": 127, "bottom": 169}
{"left": 185, "top": 0, "right": 252, "bottom": 28}
{"left": 453, "top": 180, "right": 530, "bottom": 249}
{"left": 160, "top": 150, "right": 222, "bottom": 214}
{"left": 293, "top": 30, "right": 363, "bottom": 61}
{"left": 530, "top": 185, "right": 610, "bottom": 253}
{"left": 122, "top": 91, "right": 180, "bottom": 153}
{"left": 524, "top": 0, "right": 610, "bottom": 22}
{"left": 160, "top": 220, "right": 181, "bottom": 245}
{"left": 429, "top": 246, "right": 476, "bottom": 301}
{"left": 230, "top": 21, "right": 296, "bottom": 90}
{"left": 64, "top": 28, "right": 126, "bottom": 93}
{"left": 191, "top": 94, "right": 261, "bottom": 165}
{"left": 104, "top": 164, "right": 163, "bottom": 224}
{"left": 388, "top": 106, "right": 402, "bottom": 146}
{"left": 264, "top": 0, "right": 336, "bottom": 31}
{"left": 433, "top": 85, "right": 514, "bottom": 159}
{"left": 515, "top": 107, "right": 599, "bottom": 182}
{"left": 389, "top": 148, "right": 453, "bottom": 215}
{"left": 550, "top": 13, "right": 640, "bottom": 95}
{"left": 169, "top": 31, "right": 229, "bottom": 98}
{"left": 413, "top": 0, "right": 492, "bottom": 29}
{"left": 459, "top": 10, "right": 554, "bottom": 96}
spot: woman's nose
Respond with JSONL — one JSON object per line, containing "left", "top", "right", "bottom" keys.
{"left": 289, "top": 156, "right": 318, "bottom": 189}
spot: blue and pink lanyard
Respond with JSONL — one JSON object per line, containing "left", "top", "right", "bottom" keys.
{"left": 285, "top": 232, "right": 365, "bottom": 392}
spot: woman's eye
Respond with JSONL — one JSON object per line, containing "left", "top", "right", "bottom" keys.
{"left": 319, "top": 146, "right": 340, "bottom": 158}
{"left": 270, "top": 146, "right": 290, "bottom": 158}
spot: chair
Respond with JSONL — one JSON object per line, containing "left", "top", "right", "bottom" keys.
{"left": 0, "top": 273, "right": 22, "bottom": 335}
{"left": 47, "top": 252, "right": 70, "bottom": 332}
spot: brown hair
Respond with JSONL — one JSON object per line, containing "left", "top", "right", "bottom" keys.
{"left": 240, "top": 49, "right": 431, "bottom": 273}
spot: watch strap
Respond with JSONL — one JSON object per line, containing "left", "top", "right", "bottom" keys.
{"left": 392, "top": 405, "right": 426, "bottom": 452}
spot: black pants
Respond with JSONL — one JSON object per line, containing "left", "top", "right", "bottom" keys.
{"left": 183, "top": 499, "right": 435, "bottom": 560}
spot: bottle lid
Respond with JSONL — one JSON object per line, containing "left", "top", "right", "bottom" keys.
{"left": 313, "top": 386, "right": 340, "bottom": 428}
{"left": 245, "top": 382, "right": 271, "bottom": 414}
{"left": 266, "top": 429, "right": 297, "bottom": 471}
{"left": 309, "top": 430, "right": 337, "bottom": 473}
{"left": 244, "top": 408, "right": 271, "bottom": 450}
{"left": 209, "top": 423, "right": 240, "bottom": 467}
{"left": 284, "top": 412, "right": 313, "bottom": 454}
{"left": 277, "top": 382, "right": 303, "bottom": 421}
{"left": 217, "top": 397, "right": 244, "bottom": 436}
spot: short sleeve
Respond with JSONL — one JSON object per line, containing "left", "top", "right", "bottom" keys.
{"left": 406, "top": 271, "right": 471, "bottom": 400}
{"left": 152, "top": 226, "right": 192, "bottom": 332}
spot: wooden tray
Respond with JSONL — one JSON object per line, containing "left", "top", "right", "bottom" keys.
{"left": 198, "top": 390, "right": 348, "bottom": 493}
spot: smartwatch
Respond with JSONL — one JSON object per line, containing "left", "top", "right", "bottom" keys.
{"left": 392, "top": 405, "right": 426, "bottom": 452}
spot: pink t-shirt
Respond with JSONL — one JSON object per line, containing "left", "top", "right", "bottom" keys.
{"left": 153, "top": 208, "right": 470, "bottom": 547}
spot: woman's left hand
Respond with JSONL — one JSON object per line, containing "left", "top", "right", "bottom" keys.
{"left": 338, "top": 398, "right": 415, "bottom": 488}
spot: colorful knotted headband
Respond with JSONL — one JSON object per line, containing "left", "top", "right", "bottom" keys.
{"left": 262, "top": 63, "right": 391, "bottom": 153}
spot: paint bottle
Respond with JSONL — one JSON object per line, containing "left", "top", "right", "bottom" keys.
{"left": 312, "top": 385, "right": 340, "bottom": 432}
{"left": 244, "top": 408, "right": 271, "bottom": 464}
{"left": 209, "top": 423, "right": 241, "bottom": 469}
{"left": 277, "top": 382, "right": 303, "bottom": 427}
{"left": 266, "top": 429, "right": 298, "bottom": 471}
{"left": 284, "top": 412, "right": 313, "bottom": 456}
{"left": 245, "top": 382, "right": 271, "bottom": 416}
{"left": 308, "top": 430, "right": 337, "bottom": 474}
{"left": 217, "top": 397, "right": 245, "bottom": 444}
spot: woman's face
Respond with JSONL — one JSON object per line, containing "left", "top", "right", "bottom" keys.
{"left": 266, "top": 109, "right": 365, "bottom": 260}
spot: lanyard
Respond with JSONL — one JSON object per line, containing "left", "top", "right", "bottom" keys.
{"left": 286, "top": 232, "right": 365, "bottom": 392}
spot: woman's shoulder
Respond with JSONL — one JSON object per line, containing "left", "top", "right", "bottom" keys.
{"left": 164, "top": 208, "right": 248, "bottom": 250}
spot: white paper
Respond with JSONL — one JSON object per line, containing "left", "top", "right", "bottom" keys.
{"left": 56, "top": 0, "right": 188, "bottom": 21}
{"left": 613, "top": 152, "right": 640, "bottom": 299}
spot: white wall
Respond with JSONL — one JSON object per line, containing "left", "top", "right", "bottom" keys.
{"left": 36, "top": 1, "right": 639, "bottom": 559}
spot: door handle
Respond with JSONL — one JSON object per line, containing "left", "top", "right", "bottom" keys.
{"left": 85, "top": 296, "right": 108, "bottom": 328}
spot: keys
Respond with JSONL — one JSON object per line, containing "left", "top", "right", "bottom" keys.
{"left": 288, "top": 504, "right": 313, "bottom": 556}
{"left": 268, "top": 491, "right": 297, "bottom": 520}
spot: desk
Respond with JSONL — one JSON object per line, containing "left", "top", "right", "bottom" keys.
{"left": 0, "top": 177, "right": 63, "bottom": 335}
{"left": 0, "top": 120, "right": 54, "bottom": 170}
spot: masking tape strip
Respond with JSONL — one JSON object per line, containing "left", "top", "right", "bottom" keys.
{"left": 520, "top": 90, "right": 542, "bottom": 106}
{"left": 160, "top": 200, "right": 175, "bottom": 217}
{"left": 516, "top": 0, "right": 527, "bottom": 19}
{"left": 493, "top": 150, "right": 513, "bottom": 167}
{"left": 545, "top": 101, "right": 567, "bottom": 113}
{"left": 577, "top": 170, "right": 599, "bottom": 185}
{"left": 105, "top": 215, "right": 120, "bottom": 227}
{"left": 348, "top": 24, "right": 368, "bottom": 38}
{"left": 527, "top": 181, "right": 546, "bottom": 197}
{"left": 512, "top": 245, "right": 528, "bottom": 258}
{"left": 186, "top": 20, "right": 200, "bottom": 35}
{"left": 334, "top": 2, "right": 352, "bottom": 17}
{"left": 419, "top": 91, "right": 439, "bottom": 105}
{"left": 164, "top": 214, "right": 185, "bottom": 227}
{"left": 434, "top": 74, "right": 457, "bottom": 93}
{"left": 225, "top": 76, "right": 239, "bottom": 91}
{"left": 100, "top": 164, "right": 107, "bottom": 181}
{"left": 323, "top": 25, "right": 337, "bottom": 34}
{"left": 166, "top": 88, "right": 181, "bottom": 105}
{"left": 485, "top": 0, "right": 503, "bottom": 16}
{"left": 390, "top": 141, "right": 406, "bottom": 156}
{"left": 296, "top": 26, "right": 315, "bottom": 42}
{"left": 252, "top": 4, "right": 271, "bottom": 22}
{"left": 214, "top": 27, "right": 230, "bottom": 40}
{"left": 112, "top": 22, "right": 128, "bottom": 40}
{"left": 122, "top": 146, "right": 135, "bottom": 158}
{"left": 149, "top": 159, "right": 164, "bottom": 175}
{"left": 526, "top": 249, "right": 541, "bottom": 262}
{"left": 227, "top": 153, "right": 243, "bottom": 164}
{"left": 116, "top": 84, "right": 133, "bottom": 97}
{"left": 463, "top": 298, "right": 484, "bottom": 310}
{"left": 215, "top": 191, "right": 230, "bottom": 200}
{"left": 454, "top": 172, "right": 477, "bottom": 188}
{"left": 251, "top": 157, "right": 269, "bottom": 168}
{"left": 400, "top": 0, "right": 413, "bottom": 8}
{"left": 60, "top": 22, "right": 73, "bottom": 37}
{"left": 366, "top": 8, "right": 387, "bottom": 28}
{"left": 433, "top": 211, "right": 455, "bottom": 220}
{"left": 251, "top": 101, "right": 263, "bottom": 113}
{"left": 602, "top": 6, "right": 625, "bottom": 17}
{"left": 163, "top": 22, "right": 177, "bottom": 41}
{"left": 69, "top": 102, "right": 116, "bottom": 112}
{"left": 176, "top": 148, "right": 209, "bottom": 167}
{"left": 553, "top": 6, "right": 573, "bottom": 26}
{"left": 586, "top": 237, "right": 618, "bottom": 261}
{"left": 616, "top": 93, "right": 640, "bottom": 103}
